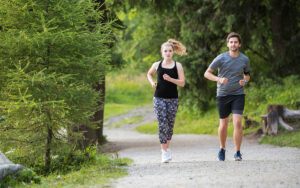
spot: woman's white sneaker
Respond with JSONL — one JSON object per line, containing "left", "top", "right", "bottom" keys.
{"left": 166, "top": 149, "right": 172, "bottom": 161}
{"left": 161, "top": 150, "right": 169, "bottom": 163}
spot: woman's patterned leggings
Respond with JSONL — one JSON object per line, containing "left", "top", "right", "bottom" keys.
{"left": 153, "top": 97, "right": 179, "bottom": 144}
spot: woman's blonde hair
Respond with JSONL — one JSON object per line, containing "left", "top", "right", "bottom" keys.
{"left": 161, "top": 39, "right": 187, "bottom": 56}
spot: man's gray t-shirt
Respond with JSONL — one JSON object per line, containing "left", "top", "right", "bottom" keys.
{"left": 208, "top": 52, "right": 250, "bottom": 96}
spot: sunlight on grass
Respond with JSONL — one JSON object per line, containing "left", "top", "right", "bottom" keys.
{"left": 136, "top": 108, "right": 240, "bottom": 137}
{"left": 174, "top": 108, "right": 220, "bottom": 135}
{"left": 114, "top": 115, "right": 143, "bottom": 128}
{"left": 136, "top": 122, "right": 158, "bottom": 134}
{"left": 105, "top": 72, "right": 153, "bottom": 105}
{"left": 104, "top": 103, "right": 138, "bottom": 120}
{"left": 104, "top": 72, "right": 153, "bottom": 120}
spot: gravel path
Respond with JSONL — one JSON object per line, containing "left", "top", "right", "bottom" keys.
{"left": 104, "top": 107, "right": 300, "bottom": 188}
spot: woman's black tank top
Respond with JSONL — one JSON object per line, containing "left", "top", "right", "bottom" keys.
{"left": 154, "top": 61, "right": 178, "bottom": 99}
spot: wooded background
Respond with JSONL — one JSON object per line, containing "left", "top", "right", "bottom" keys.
{"left": 0, "top": 0, "right": 299, "bottom": 173}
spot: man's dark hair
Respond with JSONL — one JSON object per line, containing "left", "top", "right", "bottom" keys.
{"left": 227, "top": 32, "right": 242, "bottom": 43}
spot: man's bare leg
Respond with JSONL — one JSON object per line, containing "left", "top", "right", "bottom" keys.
{"left": 232, "top": 114, "right": 243, "bottom": 151}
{"left": 219, "top": 117, "right": 229, "bottom": 149}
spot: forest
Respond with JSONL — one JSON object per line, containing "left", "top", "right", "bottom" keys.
{"left": 0, "top": 0, "right": 299, "bottom": 186}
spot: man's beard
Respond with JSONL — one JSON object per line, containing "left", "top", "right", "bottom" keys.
{"left": 230, "top": 47, "right": 239, "bottom": 52}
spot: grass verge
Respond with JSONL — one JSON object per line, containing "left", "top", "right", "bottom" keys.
{"left": 136, "top": 122, "right": 157, "bottom": 134}
{"left": 24, "top": 154, "right": 132, "bottom": 188}
{"left": 114, "top": 115, "right": 143, "bottom": 128}
{"left": 107, "top": 72, "right": 300, "bottom": 149}
{"left": 260, "top": 129, "right": 300, "bottom": 148}
{"left": 104, "top": 103, "right": 138, "bottom": 120}
{"left": 136, "top": 108, "right": 237, "bottom": 137}
{"left": 104, "top": 72, "right": 153, "bottom": 120}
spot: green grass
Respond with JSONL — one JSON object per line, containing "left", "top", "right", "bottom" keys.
{"left": 174, "top": 108, "right": 220, "bottom": 135}
{"left": 104, "top": 103, "right": 138, "bottom": 120}
{"left": 243, "top": 126, "right": 261, "bottom": 135}
{"left": 136, "top": 110, "right": 300, "bottom": 149}
{"left": 24, "top": 154, "right": 132, "bottom": 188}
{"left": 106, "top": 71, "right": 300, "bottom": 149}
{"left": 136, "top": 108, "right": 239, "bottom": 137}
{"left": 114, "top": 115, "right": 143, "bottom": 128}
{"left": 104, "top": 72, "right": 153, "bottom": 120}
{"left": 259, "top": 119, "right": 300, "bottom": 148}
{"left": 105, "top": 72, "right": 153, "bottom": 105}
{"left": 260, "top": 130, "right": 300, "bottom": 148}
{"left": 136, "top": 122, "right": 158, "bottom": 134}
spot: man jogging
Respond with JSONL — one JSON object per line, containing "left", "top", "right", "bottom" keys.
{"left": 204, "top": 32, "right": 250, "bottom": 161}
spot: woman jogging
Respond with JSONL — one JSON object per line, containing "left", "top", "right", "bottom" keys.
{"left": 147, "top": 39, "right": 187, "bottom": 163}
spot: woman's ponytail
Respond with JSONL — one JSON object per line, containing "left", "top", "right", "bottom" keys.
{"left": 161, "top": 39, "right": 187, "bottom": 56}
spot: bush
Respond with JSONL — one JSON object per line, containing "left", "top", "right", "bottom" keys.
{"left": 0, "top": 168, "right": 41, "bottom": 188}
{"left": 33, "top": 146, "right": 97, "bottom": 176}
{"left": 245, "top": 75, "right": 300, "bottom": 121}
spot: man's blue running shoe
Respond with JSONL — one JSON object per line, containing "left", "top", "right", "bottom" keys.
{"left": 218, "top": 148, "right": 225, "bottom": 161}
{"left": 234, "top": 151, "right": 242, "bottom": 161}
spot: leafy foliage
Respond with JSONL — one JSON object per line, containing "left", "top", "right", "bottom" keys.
{"left": 0, "top": 147, "right": 131, "bottom": 187}
{"left": 0, "top": 0, "right": 113, "bottom": 170}
{"left": 0, "top": 168, "right": 41, "bottom": 188}
{"left": 114, "top": 7, "right": 168, "bottom": 72}
{"left": 33, "top": 146, "right": 98, "bottom": 175}
{"left": 245, "top": 75, "right": 300, "bottom": 120}
{"left": 111, "top": 0, "right": 300, "bottom": 111}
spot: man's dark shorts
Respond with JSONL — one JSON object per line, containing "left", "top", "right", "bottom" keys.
{"left": 216, "top": 94, "right": 245, "bottom": 119}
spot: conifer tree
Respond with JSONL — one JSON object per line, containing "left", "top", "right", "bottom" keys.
{"left": 0, "top": 0, "right": 112, "bottom": 171}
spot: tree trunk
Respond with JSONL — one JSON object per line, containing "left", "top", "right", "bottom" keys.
{"left": 95, "top": 76, "right": 106, "bottom": 145}
{"left": 262, "top": 105, "right": 300, "bottom": 135}
{"left": 95, "top": 0, "right": 108, "bottom": 148}
{"left": 76, "top": 124, "right": 97, "bottom": 149}
{"left": 72, "top": 0, "right": 108, "bottom": 149}
{"left": 74, "top": 78, "right": 105, "bottom": 149}
{"left": 44, "top": 124, "right": 52, "bottom": 172}
{"left": 271, "top": 0, "right": 284, "bottom": 61}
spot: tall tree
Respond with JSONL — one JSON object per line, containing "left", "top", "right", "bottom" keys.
{"left": 0, "top": 0, "right": 112, "bottom": 171}
{"left": 77, "top": 0, "right": 126, "bottom": 149}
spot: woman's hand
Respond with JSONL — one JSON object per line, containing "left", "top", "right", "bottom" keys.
{"left": 163, "top": 74, "right": 171, "bottom": 81}
{"left": 151, "top": 82, "right": 157, "bottom": 88}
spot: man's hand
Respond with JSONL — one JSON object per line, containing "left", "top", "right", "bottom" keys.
{"left": 218, "top": 77, "right": 228, "bottom": 85}
{"left": 239, "top": 79, "right": 246, "bottom": 86}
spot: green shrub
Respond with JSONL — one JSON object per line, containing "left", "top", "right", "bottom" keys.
{"left": 29, "top": 154, "right": 132, "bottom": 187}
{"left": 245, "top": 75, "right": 300, "bottom": 121}
{"left": 0, "top": 168, "right": 41, "bottom": 188}
{"left": 33, "top": 146, "right": 97, "bottom": 176}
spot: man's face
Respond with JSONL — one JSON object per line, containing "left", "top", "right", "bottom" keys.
{"left": 227, "top": 37, "right": 241, "bottom": 52}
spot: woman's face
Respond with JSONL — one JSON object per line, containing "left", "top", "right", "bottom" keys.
{"left": 161, "top": 45, "right": 174, "bottom": 60}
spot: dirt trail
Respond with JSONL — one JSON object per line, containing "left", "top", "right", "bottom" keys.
{"left": 103, "top": 107, "right": 300, "bottom": 188}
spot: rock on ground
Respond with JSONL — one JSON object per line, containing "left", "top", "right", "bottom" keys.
{"left": 0, "top": 151, "right": 25, "bottom": 180}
